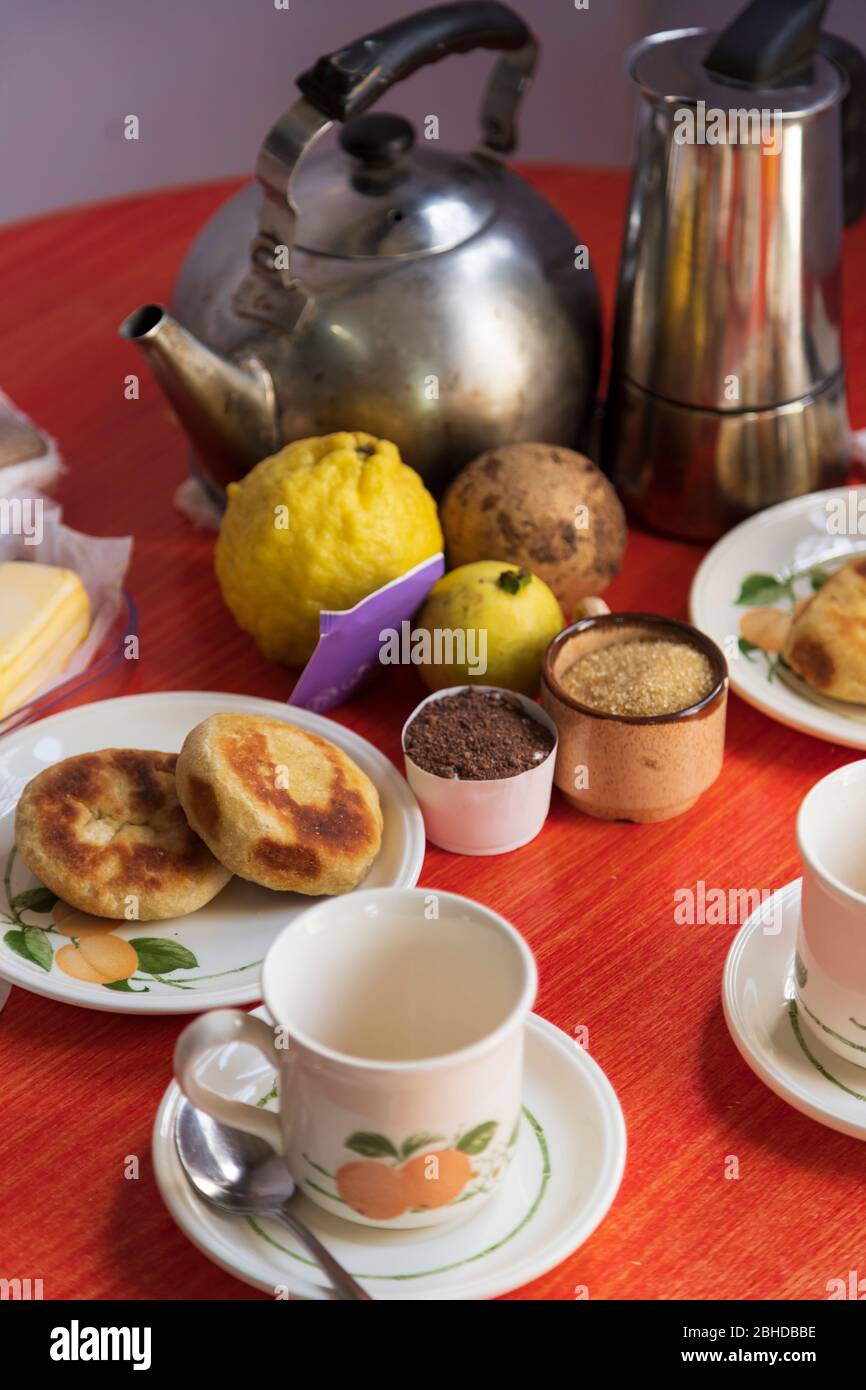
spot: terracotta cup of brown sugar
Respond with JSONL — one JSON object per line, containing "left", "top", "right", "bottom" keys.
{"left": 541, "top": 613, "right": 728, "bottom": 823}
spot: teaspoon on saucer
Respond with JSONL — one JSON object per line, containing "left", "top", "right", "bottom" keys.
{"left": 175, "top": 1099, "right": 372, "bottom": 1300}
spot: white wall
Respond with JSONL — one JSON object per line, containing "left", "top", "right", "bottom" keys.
{"left": 6, "top": 0, "right": 866, "bottom": 225}
{"left": 2, "top": 0, "right": 651, "bottom": 224}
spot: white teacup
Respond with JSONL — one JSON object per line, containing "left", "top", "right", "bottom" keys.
{"left": 795, "top": 759, "right": 866, "bottom": 1069}
{"left": 175, "top": 888, "right": 537, "bottom": 1228}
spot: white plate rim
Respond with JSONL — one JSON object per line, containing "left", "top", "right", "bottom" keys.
{"left": 152, "top": 1010, "right": 628, "bottom": 1301}
{"left": 722, "top": 877, "right": 866, "bottom": 1141}
{"left": 689, "top": 487, "right": 866, "bottom": 750}
{"left": 0, "top": 691, "right": 425, "bottom": 1014}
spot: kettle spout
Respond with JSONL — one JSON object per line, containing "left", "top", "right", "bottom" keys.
{"left": 119, "top": 305, "right": 278, "bottom": 485}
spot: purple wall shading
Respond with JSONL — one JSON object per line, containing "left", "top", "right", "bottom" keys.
{"left": 4, "top": 0, "right": 866, "bottom": 224}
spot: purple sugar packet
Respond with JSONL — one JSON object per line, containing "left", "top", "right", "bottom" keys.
{"left": 288, "top": 552, "right": 445, "bottom": 712}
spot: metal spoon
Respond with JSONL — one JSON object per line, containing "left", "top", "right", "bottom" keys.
{"left": 175, "top": 1099, "right": 372, "bottom": 1300}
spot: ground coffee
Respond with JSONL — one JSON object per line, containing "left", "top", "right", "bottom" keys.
{"left": 404, "top": 687, "right": 554, "bottom": 780}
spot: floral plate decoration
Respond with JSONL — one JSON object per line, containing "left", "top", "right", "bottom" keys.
{"left": 734, "top": 562, "right": 831, "bottom": 683}
{"left": 1, "top": 847, "right": 254, "bottom": 995}
{"left": 689, "top": 487, "right": 866, "bottom": 749}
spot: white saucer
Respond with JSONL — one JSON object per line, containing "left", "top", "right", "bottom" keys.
{"left": 153, "top": 1010, "right": 627, "bottom": 1300}
{"left": 723, "top": 879, "right": 866, "bottom": 1140}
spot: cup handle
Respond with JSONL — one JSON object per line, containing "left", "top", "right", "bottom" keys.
{"left": 173, "top": 1009, "right": 283, "bottom": 1153}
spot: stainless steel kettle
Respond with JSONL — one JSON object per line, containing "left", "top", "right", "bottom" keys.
{"left": 603, "top": 0, "right": 866, "bottom": 540}
{"left": 120, "top": 1, "right": 601, "bottom": 499}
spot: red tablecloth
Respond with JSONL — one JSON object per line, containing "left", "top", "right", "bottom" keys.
{"left": 1, "top": 167, "right": 865, "bottom": 1300}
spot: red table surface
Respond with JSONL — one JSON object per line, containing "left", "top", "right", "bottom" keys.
{"left": 1, "top": 167, "right": 865, "bottom": 1302}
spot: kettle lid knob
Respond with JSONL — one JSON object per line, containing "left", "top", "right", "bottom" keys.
{"left": 339, "top": 113, "right": 415, "bottom": 165}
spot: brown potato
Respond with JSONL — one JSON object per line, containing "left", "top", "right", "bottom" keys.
{"left": 440, "top": 444, "right": 626, "bottom": 612}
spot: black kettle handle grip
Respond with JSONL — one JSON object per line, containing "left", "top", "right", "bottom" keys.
{"left": 704, "top": 0, "right": 828, "bottom": 83}
{"left": 297, "top": 2, "right": 534, "bottom": 141}
{"left": 819, "top": 33, "right": 866, "bottom": 226}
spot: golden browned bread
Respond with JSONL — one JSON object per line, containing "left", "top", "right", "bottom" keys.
{"left": 175, "top": 712, "right": 383, "bottom": 895}
{"left": 784, "top": 558, "right": 866, "bottom": 703}
{"left": 14, "top": 749, "right": 232, "bottom": 920}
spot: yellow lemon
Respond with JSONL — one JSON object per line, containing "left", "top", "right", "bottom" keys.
{"left": 415, "top": 561, "right": 564, "bottom": 696}
{"left": 215, "top": 432, "right": 443, "bottom": 666}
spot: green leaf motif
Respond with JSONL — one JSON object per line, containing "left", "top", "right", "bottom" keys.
{"left": 400, "top": 1132, "right": 444, "bottom": 1160}
{"left": 507, "top": 1114, "right": 521, "bottom": 1150}
{"left": 128, "top": 938, "right": 198, "bottom": 974}
{"left": 4, "top": 927, "right": 52, "bottom": 972}
{"left": 738, "top": 637, "right": 759, "bottom": 661}
{"left": 344, "top": 1131, "right": 399, "bottom": 1160}
{"left": 256, "top": 1080, "right": 278, "bottom": 1109}
{"left": 11, "top": 886, "right": 58, "bottom": 915}
{"left": 456, "top": 1120, "right": 497, "bottom": 1155}
{"left": 810, "top": 568, "right": 829, "bottom": 592}
{"left": 103, "top": 978, "right": 149, "bottom": 993}
{"left": 23, "top": 927, "right": 53, "bottom": 971}
{"left": 734, "top": 573, "right": 791, "bottom": 606}
{"left": 795, "top": 952, "right": 808, "bottom": 990}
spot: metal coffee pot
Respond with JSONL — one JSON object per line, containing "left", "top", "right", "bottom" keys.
{"left": 121, "top": 2, "right": 600, "bottom": 500}
{"left": 603, "top": 0, "right": 866, "bottom": 540}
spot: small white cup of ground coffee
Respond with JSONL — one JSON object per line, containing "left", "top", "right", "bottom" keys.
{"left": 402, "top": 686, "right": 558, "bottom": 855}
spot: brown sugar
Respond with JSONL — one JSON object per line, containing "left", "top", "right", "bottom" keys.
{"left": 560, "top": 638, "right": 715, "bottom": 717}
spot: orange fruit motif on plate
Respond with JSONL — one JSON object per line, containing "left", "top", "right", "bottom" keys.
{"left": 335, "top": 1161, "right": 407, "bottom": 1220}
{"left": 400, "top": 1148, "right": 473, "bottom": 1209}
{"left": 738, "top": 606, "right": 791, "bottom": 653}
{"left": 53, "top": 901, "right": 117, "bottom": 938}
{"left": 55, "top": 935, "right": 138, "bottom": 984}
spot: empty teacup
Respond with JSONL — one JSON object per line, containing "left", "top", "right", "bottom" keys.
{"left": 174, "top": 888, "right": 537, "bottom": 1228}
{"left": 795, "top": 759, "right": 866, "bottom": 1069}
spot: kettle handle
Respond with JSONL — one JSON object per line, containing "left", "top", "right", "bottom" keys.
{"left": 240, "top": 1, "right": 537, "bottom": 322}
{"left": 297, "top": 1, "right": 536, "bottom": 155}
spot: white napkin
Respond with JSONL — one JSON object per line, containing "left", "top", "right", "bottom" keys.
{"left": 174, "top": 475, "right": 222, "bottom": 531}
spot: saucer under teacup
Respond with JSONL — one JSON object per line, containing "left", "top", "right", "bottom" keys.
{"left": 723, "top": 880, "right": 866, "bottom": 1141}
{"left": 153, "top": 1008, "right": 626, "bottom": 1300}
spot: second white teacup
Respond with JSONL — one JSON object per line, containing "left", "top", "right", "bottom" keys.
{"left": 175, "top": 887, "right": 537, "bottom": 1228}
{"left": 796, "top": 759, "right": 866, "bottom": 1069}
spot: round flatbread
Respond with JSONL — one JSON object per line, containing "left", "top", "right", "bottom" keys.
{"left": 15, "top": 749, "right": 232, "bottom": 920}
{"left": 784, "top": 557, "right": 866, "bottom": 703}
{"left": 175, "top": 712, "right": 383, "bottom": 895}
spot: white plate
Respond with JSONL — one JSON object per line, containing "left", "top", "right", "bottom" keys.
{"left": 723, "top": 878, "right": 866, "bottom": 1141}
{"left": 0, "top": 692, "right": 424, "bottom": 1014}
{"left": 153, "top": 1010, "right": 627, "bottom": 1300}
{"left": 689, "top": 487, "right": 866, "bottom": 748}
